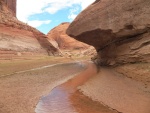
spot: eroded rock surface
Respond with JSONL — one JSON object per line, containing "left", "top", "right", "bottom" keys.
{"left": 0, "top": 0, "right": 58, "bottom": 58}
{"left": 3, "top": 0, "right": 16, "bottom": 16}
{"left": 67, "top": 0, "right": 150, "bottom": 65}
{"left": 48, "top": 23, "right": 96, "bottom": 57}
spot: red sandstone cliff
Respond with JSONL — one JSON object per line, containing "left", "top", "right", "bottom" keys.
{"left": 0, "top": 0, "right": 58, "bottom": 59}
{"left": 47, "top": 22, "right": 96, "bottom": 57}
{"left": 67, "top": 0, "right": 150, "bottom": 66}
{"left": 48, "top": 23, "right": 90, "bottom": 50}
{"left": 3, "top": 0, "right": 16, "bottom": 16}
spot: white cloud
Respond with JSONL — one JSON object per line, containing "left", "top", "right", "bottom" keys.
{"left": 80, "top": 0, "right": 95, "bottom": 9}
{"left": 68, "top": 7, "right": 80, "bottom": 21}
{"left": 17, "top": 0, "right": 46, "bottom": 22}
{"left": 27, "top": 20, "right": 51, "bottom": 28}
{"left": 17, "top": 0, "right": 95, "bottom": 23}
{"left": 68, "top": 14, "right": 78, "bottom": 21}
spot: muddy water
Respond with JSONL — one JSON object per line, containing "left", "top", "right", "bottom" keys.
{"left": 35, "top": 62, "right": 117, "bottom": 113}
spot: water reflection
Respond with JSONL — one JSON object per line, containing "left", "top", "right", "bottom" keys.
{"left": 35, "top": 87, "right": 77, "bottom": 113}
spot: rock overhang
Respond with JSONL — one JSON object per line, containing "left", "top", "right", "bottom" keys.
{"left": 67, "top": 0, "right": 150, "bottom": 65}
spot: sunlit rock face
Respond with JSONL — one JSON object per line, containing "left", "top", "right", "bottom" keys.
{"left": 67, "top": 0, "right": 150, "bottom": 65}
{"left": 48, "top": 23, "right": 90, "bottom": 50}
{"left": 48, "top": 22, "right": 96, "bottom": 57}
{"left": 0, "top": 0, "right": 58, "bottom": 57}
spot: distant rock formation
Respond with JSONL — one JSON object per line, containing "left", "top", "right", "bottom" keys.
{"left": 48, "top": 22, "right": 90, "bottom": 50}
{"left": 67, "top": 0, "right": 150, "bottom": 66}
{"left": 0, "top": 0, "right": 58, "bottom": 59}
{"left": 48, "top": 22, "right": 96, "bottom": 57}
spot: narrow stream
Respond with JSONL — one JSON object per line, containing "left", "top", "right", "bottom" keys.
{"left": 35, "top": 62, "right": 116, "bottom": 113}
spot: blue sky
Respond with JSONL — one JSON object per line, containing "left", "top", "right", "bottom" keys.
{"left": 17, "top": 0, "right": 95, "bottom": 34}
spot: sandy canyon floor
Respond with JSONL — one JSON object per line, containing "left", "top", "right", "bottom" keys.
{"left": 0, "top": 56, "right": 150, "bottom": 113}
{"left": 0, "top": 56, "right": 117, "bottom": 113}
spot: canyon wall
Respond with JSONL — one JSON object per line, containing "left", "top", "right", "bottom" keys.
{"left": 67, "top": 0, "right": 150, "bottom": 66}
{"left": 67, "top": 0, "right": 150, "bottom": 112}
{"left": 0, "top": 0, "right": 58, "bottom": 59}
{"left": 3, "top": 0, "right": 16, "bottom": 16}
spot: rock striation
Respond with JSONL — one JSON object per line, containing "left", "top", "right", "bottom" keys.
{"left": 48, "top": 22, "right": 96, "bottom": 57}
{"left": 0, "top": 0, "right": 58, "bottom": 58}
{"left": 67, "top": 0, "right": 150, "bottom": 66}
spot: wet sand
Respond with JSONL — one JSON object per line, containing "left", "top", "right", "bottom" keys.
{"left": 35, "top": 62, "right": 117, "bottom": 113}
{"left": 0, "top": 60, "right": 116, "bottom": 113}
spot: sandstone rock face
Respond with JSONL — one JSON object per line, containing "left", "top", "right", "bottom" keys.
{"left": 48, "top": 23, "right": 90, "bottom": 50}
{"left": 3, "top": 0, "right": 16, "bottom": 16}
{"left": 67, "top": 0, "right": 150, "bottom": 65}
{"left": 48, "top": 23, "right": 96, "bottom": 57}
{"left": 0, "top": 0, "right": 58, "bottom": 58}
{"left": 67, "top": 1, "right": 150, "bottom": 113}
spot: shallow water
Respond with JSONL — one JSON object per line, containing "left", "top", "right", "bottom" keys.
{"left": 35, "top": 62, "right": 116, "bottom": 113}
